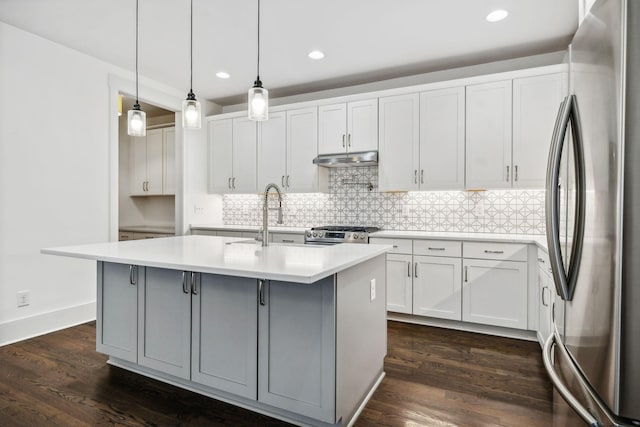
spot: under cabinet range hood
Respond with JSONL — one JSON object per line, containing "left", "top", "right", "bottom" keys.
{"left": 312, "top": 151, "right": 378, "bottom": 167}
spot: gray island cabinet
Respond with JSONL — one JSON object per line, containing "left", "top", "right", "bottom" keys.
{"left": 46, "top": 236, "right": 389, "bottom": 426}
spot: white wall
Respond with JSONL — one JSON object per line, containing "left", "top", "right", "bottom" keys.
{"left": 0, "top": 22, "right": 201, "bottom": 345}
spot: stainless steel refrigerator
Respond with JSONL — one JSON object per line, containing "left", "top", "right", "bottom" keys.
{"left": 542, "top": 0, "right": 640, "bottom": 425}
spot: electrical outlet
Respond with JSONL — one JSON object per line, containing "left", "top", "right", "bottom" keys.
{"left": 193, "top": 205, "right": 205, "bottom": 215}
{"left": 17, "top": 290, "right": 30, "bottom": 308}
{"left": 370, "top": 279, "right": 376, "bottom": 301}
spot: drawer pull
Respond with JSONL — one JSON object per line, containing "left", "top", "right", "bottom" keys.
{"left": 484, "top": 250, "right": 504, "bottom": 254}
{"left": 393, "top": 245, "right": 399, "bottom": 248}
{"left": 428, "top": 247, "right": 445, "bottom": 251}
{"left": 282, "top": 239, "right": 294, "bottom": 243}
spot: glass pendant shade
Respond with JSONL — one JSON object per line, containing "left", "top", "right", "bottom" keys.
{"left": 128, "top": 107, "right": 146, "bottom": 136}
{"left": 248, "top": 84, "right": 268, "bottom": 121}
{"left": 182, "top": 97, "right": 202, "bottom": 129}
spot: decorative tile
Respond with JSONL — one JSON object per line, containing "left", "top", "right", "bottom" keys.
{"left": 221, "top": 166, "right": 546, "bottom": 235}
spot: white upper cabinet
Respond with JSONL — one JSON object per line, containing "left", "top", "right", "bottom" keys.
{"left": 208, "top": 119, "right": 234, "bottom": 193}
{"left": 512, "top": 73, "right": 566, "bottom": 188}
{"left": 378, "top": 93, "right": 420, "bottom": 191}
{"left": 257, "top": 107, "right": 319, "bottom": 193}
{"left": 318, "top": 99, "right": 377, "bottom": 154}
{"left": 258, "top": 111, "right": 287, "bottom": 190}
{"left": 208, "top": 117, "right": 257, "bottom": 194}
{"left": 286, "top": 107, "right": 319, "bottom": 192}
{"left": 420, "top": 87, "right": 465, "bottom": 190}
{"left": 131, "top": 127, "right": 175, "bottom": 196}
{"left": 379, "top": 88, "right": 464, "bottom": 192}
{"left": 232, "top": 118, "right": 258, "bottom": 193}
{"left": 465, "top": 80, "right": 513, "bottom": 189}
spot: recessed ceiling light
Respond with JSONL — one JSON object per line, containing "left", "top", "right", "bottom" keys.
{"left": 216, "top": 71, "right": 230, "bottom": 79}
{"left": 308, "top": 50, "right": 325, "bottom": 60}
{"left": 486, "top": 9, "right": 509, "bottom": 22}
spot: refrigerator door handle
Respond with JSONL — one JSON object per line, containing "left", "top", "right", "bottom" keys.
{"left": 542, "top": 332, "right": 603, "bottom": 427}
{"left": 545, "top": 94, "right": 587, "bottom": 302}
{"left": 565, "top": 95, "right": 586, "bottom": 301}
{"left": 546, "top": 96, "right": 572, "bottom": 300}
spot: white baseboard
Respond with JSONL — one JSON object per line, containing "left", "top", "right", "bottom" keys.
{"left": 0, "top": 301, "right": 96, "bottom": 347}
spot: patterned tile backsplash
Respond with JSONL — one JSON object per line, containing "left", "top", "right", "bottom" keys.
{"left": 223, "top": 166, "right": 546, "bottom": 235}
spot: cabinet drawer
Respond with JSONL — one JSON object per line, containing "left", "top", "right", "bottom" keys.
{"left": 413, "top": 240, "right": 461, "bottom": 257}
{"left": 537, "top": 248, "right": 552, "bottom": 275}
{"left": 463, "top": 241, "right": 527, "bottom": 261}
{"left": 369, "top": 237, "right": 412, "bottom": 254}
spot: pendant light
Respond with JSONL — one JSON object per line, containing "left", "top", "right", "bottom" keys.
{"left": 182, "top": 0, "right": 202, "bottom": 129}
{"left": 127, "top": 0, "right": 146, "bottom": 136}
{"left": 248, "top": 0, "right": 268, "bottom": 121}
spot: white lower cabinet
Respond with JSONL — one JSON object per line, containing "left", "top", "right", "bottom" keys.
{"left": 258, "top": 277, "right": 336, "bottom": 422}
{"left": 413, "top": 255, "right": 462, "bottom": 321}
{"left": 536, "top": 250, "right": 553, "bottom": 345}
{"left": 191, "top": 274, "right": 257, "bottom": 399}
{"left": 374, "top": 238, "right": 463, "bottom": 320}
{"left": 386, "top": 253, "right": 413, "bottom": 314}
{"left": 462, "top": 258, "right": 528, "bottom": 329}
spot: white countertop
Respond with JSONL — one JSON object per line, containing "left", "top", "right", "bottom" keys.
{"left": 42, "top": 235, "right": 391, "bottom": 284}
{"left": 190, "top": 224, "right": 308, "bottom": 234}
{"left": 190, "top": 224, "right": 548, "bottom": 252}
{"left": 371, "top": 230, "right": 548, "bottom": 251}
{"left": 119, "top": 225, "right": 176, "bottom": 234}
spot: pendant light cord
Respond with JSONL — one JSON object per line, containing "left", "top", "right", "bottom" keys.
{"left": 190, "top": 0, "right": 193, "bottom": 92}
{"left": 256, "top": 0, "right": 260, "bottom": 80}
{"left": 135, "top": 0, "right": 139, "bottom": 104}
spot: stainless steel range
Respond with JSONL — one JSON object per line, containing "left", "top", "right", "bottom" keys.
{"left": 304, "top": 226, "right": 380, "bottom": 245}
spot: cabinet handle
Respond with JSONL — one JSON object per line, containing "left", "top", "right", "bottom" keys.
{"left": 393, "top": 245, "right": 398, "bottom": 248}
{"left": 464, "top": 266, "right": 468, "bottom": 282}
{"left": 342, "top": 134, "right": 346, "bottom": 148}
{"left": 348, "top": 133, "right": 352, "bottom": 148}
{"left": 484, "top": 250, "right": 504, "bottom": 254}
{"left": 142, "top": 182, "right": 145, "bottom": 192}
{"left": 428, "top": 247, "right": 445, "bottom": 251}
{"left": 258, "top": 279, "right": 266, "bottom": 306}
{"left": 538, "top": 257, "right": 546, "bottom": 264}
{"left": 286, "top": 175, "right": 290, "bottom": 188}
{"left": 232, "top": 177, "right": 236, "bottom": 189}
{"left": 414, "top": 170, "right": 418, "bottom": 184}
{"left": 414, "top": 262, "right": 418, "bottom": 278}
{"left": 420, "top": 169, "right": 424, "bottom": 184}
{"left": 190, "top": 272, "right": 198, "bottom": 295}
{"left": 282, "top": 239, "right": 294, "bottom": 243}
{"left": 228, "top": 177, "right": 232, "bottom": 189}
{"left": 515, "top": 165, "right": 519, "bottom": 182}
{"left": 506, "top": 165, "right": 510, "bottom": 182}
{"left": 542, "top": 286, "right": 549, "bottom": 307}
{"left": 281, "top": 175, "right": 285, "bottom": 187}
{"left": 407, "top": 261, "right": 411, "bottom": 277}
{"left": 182, "top": 272, "right": 189, "bottom": 294}
{"left": 129, "top": 265, "right": 136, "bottom": 285}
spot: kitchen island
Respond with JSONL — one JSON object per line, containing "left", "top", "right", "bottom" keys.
{"left": 42, "top": 235, "right": 390, "bottom": 427}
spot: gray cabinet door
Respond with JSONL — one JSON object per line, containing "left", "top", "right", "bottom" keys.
{"left": 191, "top": 274, "right": 258, "bottom": 399}
{"left": 258, "top": 277, "right": 336, "bottom": 423}
{"left": 138, "top": 267, "right": 191, "bottom": 379}
{"left": 97, "top": 262, "right": 138, "bottom": 363}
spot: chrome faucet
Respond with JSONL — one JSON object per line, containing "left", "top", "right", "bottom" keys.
{"left": 262, "top": 183, "right": 284, "bottom": 246}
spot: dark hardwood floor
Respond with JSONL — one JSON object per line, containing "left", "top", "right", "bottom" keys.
{"left": 0, "top": 321, "right": 552, "bottom": 426}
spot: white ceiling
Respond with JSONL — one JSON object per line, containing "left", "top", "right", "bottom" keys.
{"left": 0, "top": 0, "right": 578, "bottom": 106}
